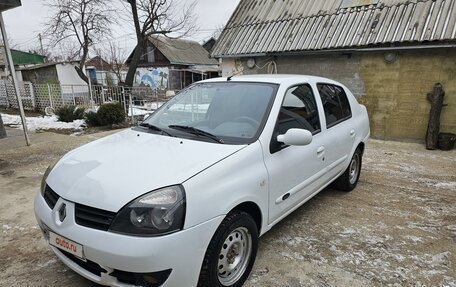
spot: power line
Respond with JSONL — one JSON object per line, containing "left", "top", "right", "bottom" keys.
{"left": 12, "top": 35, "right": 40, "bottom": 47}
{"left": 92, "top": 33, "right": 136, "bottom": 45}
{"left": 197, "top": 28, "right": 224, "bottom": 32}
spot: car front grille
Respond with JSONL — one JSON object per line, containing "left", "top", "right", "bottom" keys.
{"left": 75, "top": 203, "right": 116, "bottom": 231}
{"left": 43, "top": 185, "right": 117, "bottom": 231}
{"left": 43, "top": 185, "right": 59, "bottom": 209}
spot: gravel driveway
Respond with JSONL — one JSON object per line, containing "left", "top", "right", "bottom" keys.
{"left": 1, "top": 128, "right": 455, "bottom": 287}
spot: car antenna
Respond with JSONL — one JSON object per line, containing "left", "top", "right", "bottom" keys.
{"left": 227, "top": 70, "right": 243, "bottom": 81}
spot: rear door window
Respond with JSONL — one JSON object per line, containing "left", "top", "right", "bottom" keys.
{"left": 317, "top": 84, "right": 352, "bottom": 128}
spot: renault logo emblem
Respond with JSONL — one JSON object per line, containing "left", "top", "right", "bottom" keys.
{"left": 58, "top": 203, "right": 67, "bottom": 222}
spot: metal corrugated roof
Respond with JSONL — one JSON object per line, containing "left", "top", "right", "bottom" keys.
{"left": 0, "top": 47, "right": 46, "bottom": 66}
{"left": 150, "top": 36, "right": 218, "bottom": 66}
{"left": 17, "top": 61, "right": 78, "bottom": 71}
{"left": 212, "top": 0, "right": 456, "bottom": 57}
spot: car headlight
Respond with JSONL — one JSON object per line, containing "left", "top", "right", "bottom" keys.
{"left": 40, "top": 159, "right": 60, "bottom": 196}
{"left": 109, "top": 185, "right": 186, "bottom": 236}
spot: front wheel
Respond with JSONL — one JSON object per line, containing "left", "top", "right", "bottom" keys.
{"left": 198, "top": 211, "right": 258, "bottom": 287}
{"left": 333, "top": 147, "right": 362, "bottom": 191}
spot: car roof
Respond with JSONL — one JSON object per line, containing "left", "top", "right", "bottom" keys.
{"left": 200, "top": 74, "right": 342, "bottom": 86}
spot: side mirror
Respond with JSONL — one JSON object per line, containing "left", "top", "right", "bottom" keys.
{"left": 277, "top": 128, "right": 313, "bottom": 146}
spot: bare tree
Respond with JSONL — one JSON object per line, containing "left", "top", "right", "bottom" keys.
{"left": 124, "top": 0, "right": 197, "bottom": 86}
{"left": 45, "top": 0, "right": 114, "bottom": 83}
{"left": 105, "top": 42, "right": 127, "bottom": 85}
{"left": 56, "top": 41, "right": 82, "bottom": 62}
{"left": 212, "top": 24, "right": 225, "bottom": 40}
{"left": 27, "top": 34, "right": 82, "bottom": 63}
{"left": 0, "top": 32, "right": 19, "bottom": 50}
{"left": 29, "top": 48, "right": 51, "bottom": 62}
{"left": 29, "top": 42, "right": 55, "bottom": 63}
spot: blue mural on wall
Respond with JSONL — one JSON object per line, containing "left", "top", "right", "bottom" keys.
{"left": 135, "top": 67, "right": 169, "bottom": 90}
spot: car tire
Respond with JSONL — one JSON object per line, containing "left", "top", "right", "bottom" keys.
{"left": 333, "top": 147, "right": 362, "bottom": 192}
{"left": 197, "top": 211, "right": 258, "bottom": 287}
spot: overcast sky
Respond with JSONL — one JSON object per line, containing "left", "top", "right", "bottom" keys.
{"left": 2, "top": 0, "right": 240, "bottom": 56}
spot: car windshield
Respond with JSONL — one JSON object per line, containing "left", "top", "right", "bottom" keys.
{"left": 143, "top": 82, "right": 278, "bottom": 144}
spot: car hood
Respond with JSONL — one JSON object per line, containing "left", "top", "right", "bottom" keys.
{"left": 46, "top": 129, "right": 246, "bottom": 211}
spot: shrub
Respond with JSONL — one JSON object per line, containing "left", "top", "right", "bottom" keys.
{"left": 73, "top": 107, "right": 85, "bottom": 120}
{"left": 84, "top": 111, "right": 100, "bottom": 127}
{"left": 56, "top": 106, "right": 85, "bottom": 123}
{"left": 56, "top": 106, "right": 75, "bottom": 123}
{"left": 96, "top": 103, "right": 126, "bottom": 126}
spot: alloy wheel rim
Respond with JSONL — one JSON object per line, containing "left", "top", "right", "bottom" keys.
{"left": 217, "top": 227, "right": 252, "bottom": 286}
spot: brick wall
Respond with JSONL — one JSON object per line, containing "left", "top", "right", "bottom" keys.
{"left": 224, "top": 49, "right": 456, "bottom": 141}
{"left": 238, "top": 54, "right": 365, "bottom": 97}
{"left": 359, "top": 49, "right": 456, "bottom": 141}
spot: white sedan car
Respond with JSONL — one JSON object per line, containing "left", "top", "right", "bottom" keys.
{"left": 35, "top": 75, "right": 369, "bottom": 287}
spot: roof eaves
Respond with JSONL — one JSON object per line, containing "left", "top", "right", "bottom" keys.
{"left": 17, "top": 61, "right": 79, "bottom": 71}
{"left": 169, "top": 60, "right": 218, "bottom": 66}
{"left": 215, "top": 41, "right": 456, "bottom": 58}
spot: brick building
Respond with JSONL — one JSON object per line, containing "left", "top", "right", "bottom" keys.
{"left": 212, "top": 0, "right": 456, "bottom": 141}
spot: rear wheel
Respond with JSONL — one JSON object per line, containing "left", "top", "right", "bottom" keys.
{"left": 198, "top": 211, "right": 258, "bottom": 287}
{"left": 333, "top": 147, "right": 362, "bottom": 191}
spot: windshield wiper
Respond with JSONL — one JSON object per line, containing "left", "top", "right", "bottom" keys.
{"left": 168, "top": 125, "right": 224, "bottom": 144}
{"left": 139, "top": 123, "right": 173, "bottom": 137}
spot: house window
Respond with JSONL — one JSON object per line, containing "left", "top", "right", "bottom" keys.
{"left": 147, "top": 46, "right": 155, "bottom": 63}
{"left": 317, "top": 84, "right": 352, "bottom": 128}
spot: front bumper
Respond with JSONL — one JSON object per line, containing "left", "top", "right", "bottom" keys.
{"left": 34, "top": 192, "right": 224, "bottom": 287}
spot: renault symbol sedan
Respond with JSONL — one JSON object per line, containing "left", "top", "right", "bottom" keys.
{"left": 35, "top": 75, "right": 370, "bottom": 287}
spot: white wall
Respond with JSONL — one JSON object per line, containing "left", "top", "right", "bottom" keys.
{"left": 15, "top": 71, "right": 23, "bottom": 82}
{"left": 56, "top": 63, "right": 88, "bottom": 86}
{"left": 96, "top": 70, "right": 126, "bottom": 86}
{"left": 221, "top": 59, "right": 243, "bottom": 77}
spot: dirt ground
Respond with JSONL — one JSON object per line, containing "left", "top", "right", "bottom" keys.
{"left": 0, "top": 128, "right": 455, "bottom": 287}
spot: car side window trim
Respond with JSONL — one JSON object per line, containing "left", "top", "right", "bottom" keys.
{"left": 325, "top": 114, "right": 353, "bottom": 129}
{"left": 269, "top": 83, "right": 321, "bottom": 154}
{"left": 316, "top": 82, "right": 352, "bottom": 129}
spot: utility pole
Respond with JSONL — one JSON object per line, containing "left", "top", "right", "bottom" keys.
{"left": 38, "top": 33, "right": 44, "bottom": 56}
{"left": 0, "top": 12, "right": 30, "bottom": 146}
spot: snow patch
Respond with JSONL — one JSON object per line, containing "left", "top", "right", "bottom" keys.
{"left": 281, "top": 251, "right": 305, "bottom": 261}
{"left": 432, "top": 252, "right": 450, "bottom": 265}
{"left": 340, "top": 227, "right": 357, "bottom": 236}
{"left": 37, "top": 259, "right": 57, "bottom": 268}
{"left": 128, "top": 107, "right": 155, "bottom": 117}
{"left": 1, "top": 113, "right": 85, "bottom": 131}
{"left": 404, "top": 235, "right": 423, "bottom": 243}
{"left": 433, "top": 181, "right": 456, "bottom": 189}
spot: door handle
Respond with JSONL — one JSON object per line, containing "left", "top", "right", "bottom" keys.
{"left": 317, "top": 146, "right": 325, "bottom": 155}
{"left": 350, "top": 129, "right": 356, "bottom": 137}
